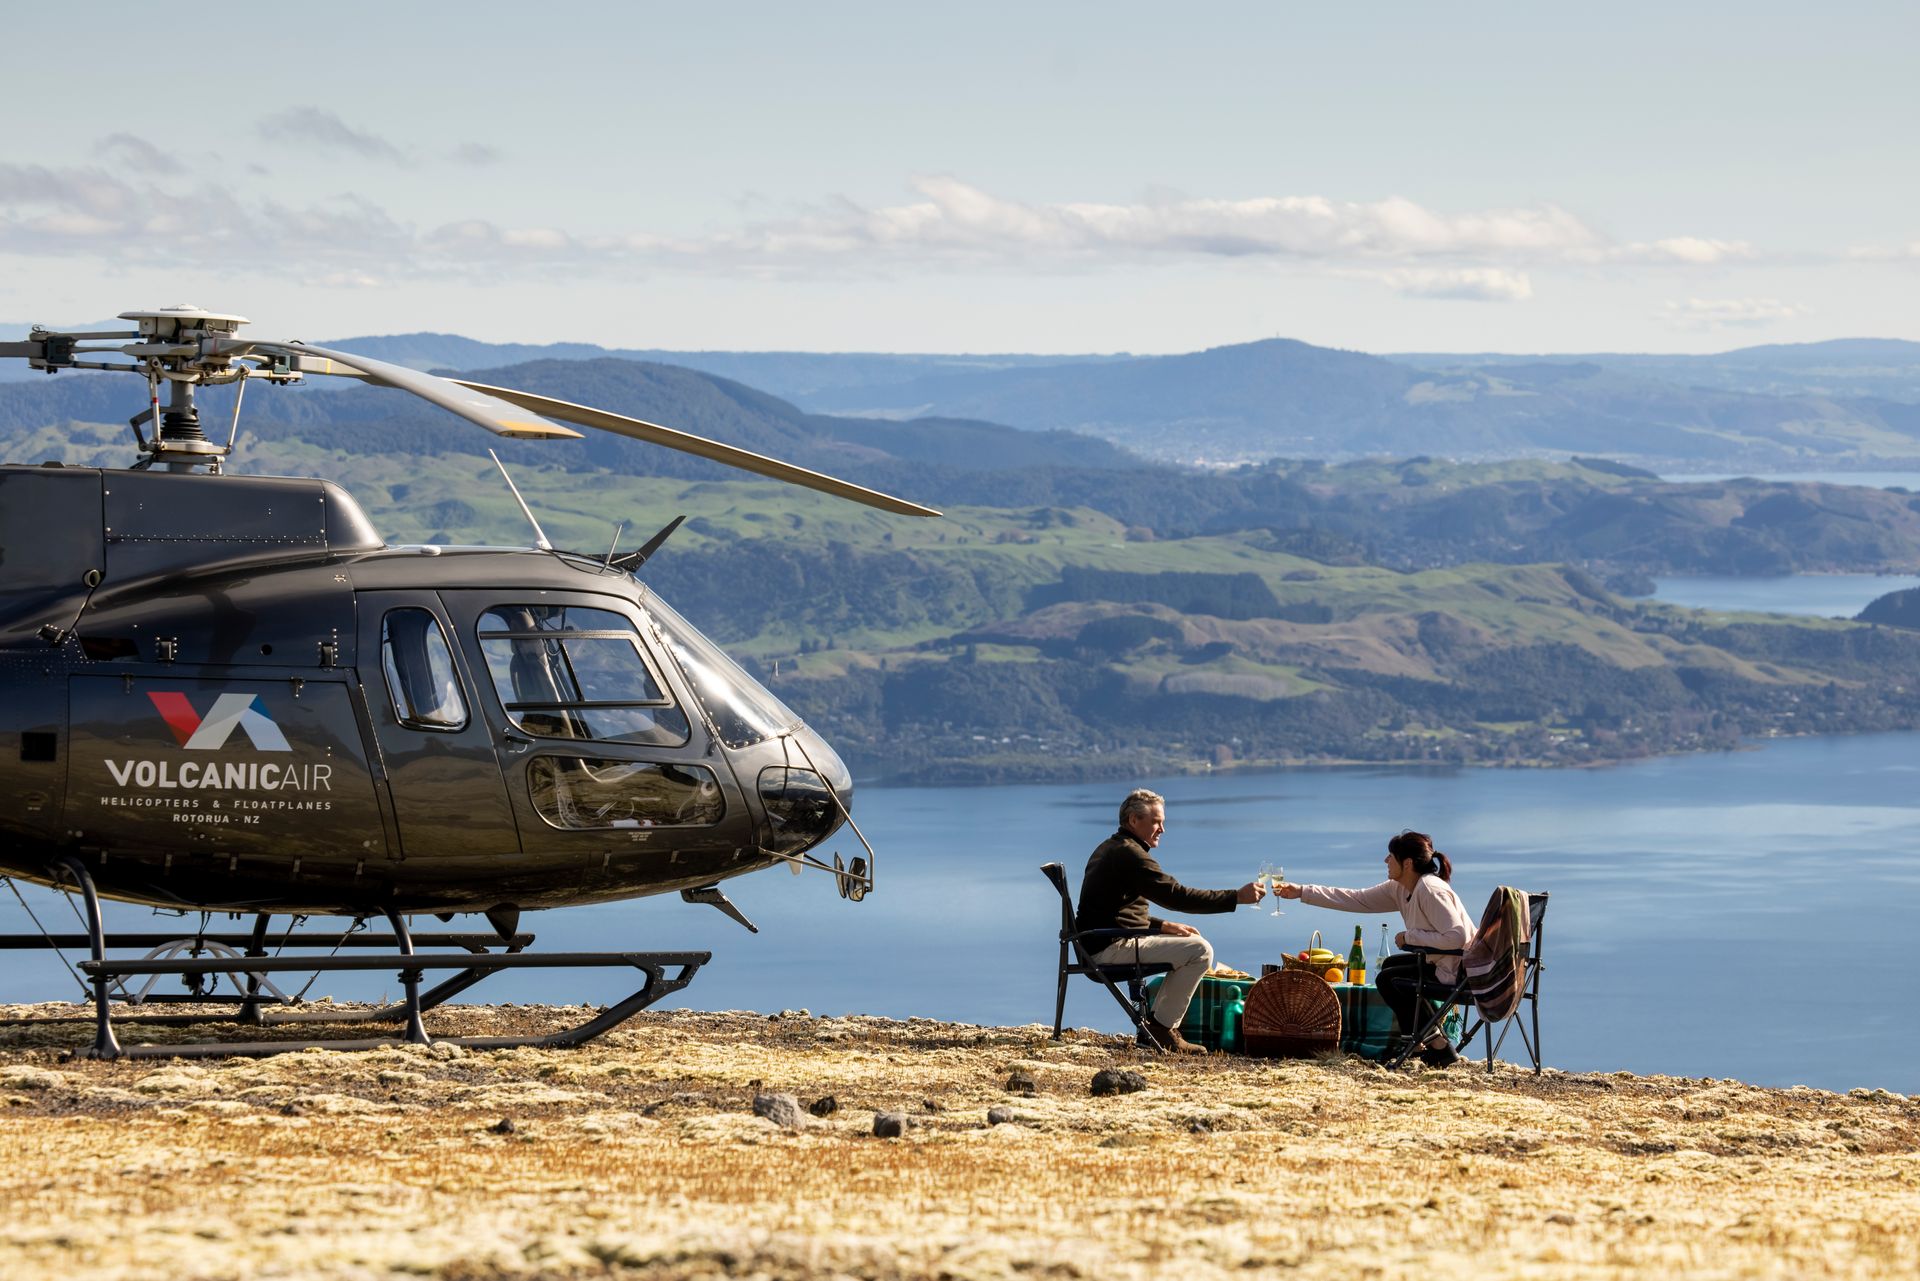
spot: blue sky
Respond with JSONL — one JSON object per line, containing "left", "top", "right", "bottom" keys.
{"left": 1, "top": 2, "right": 1914, "bottom": 353}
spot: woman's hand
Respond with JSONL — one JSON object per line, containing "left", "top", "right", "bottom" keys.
{"left": 1276, "top": 882, "right": 1304, "bottom": 900}
{"left": 1394, "top": 930, "right": 1408, "bottom": 948}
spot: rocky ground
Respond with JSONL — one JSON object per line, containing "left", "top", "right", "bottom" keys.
{"left": 1, "top": 1002, "right": 1917, "bottom": 1280}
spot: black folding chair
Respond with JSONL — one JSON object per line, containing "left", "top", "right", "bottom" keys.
{"left": 1040, "top": 862, "right": 1173, "bottom": 1045}
{"left": 1386, "top": 890, "right": 1548, "bottom": 1074}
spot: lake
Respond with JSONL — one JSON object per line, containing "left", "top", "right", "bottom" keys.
{"left": 1660, "top": 471, "right": 1920, "bottom": 491}
{"left": 1651, "top": 574, "right": 1920, "bottom": 618}
{"left": 1647, "top": 475, "right": 1920, "bottom": 617}
{"left": 4, "top": 732, "right": 1916, "bottom": 1094}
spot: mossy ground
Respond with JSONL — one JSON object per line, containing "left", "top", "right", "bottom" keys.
{"left": 2, "top": 1003, "right": 1917, "bottom": 1279}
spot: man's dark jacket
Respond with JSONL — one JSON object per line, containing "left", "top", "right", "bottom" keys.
{"left": 1075, "top": 829, "right": 1238, "bottom": 942}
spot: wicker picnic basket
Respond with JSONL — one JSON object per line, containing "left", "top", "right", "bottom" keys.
{"left": 1240, "top": 969, "right": 1342, "bottom": 1058}
{"left": 1279, "top": 929, "right": 1333, "bottom": 975}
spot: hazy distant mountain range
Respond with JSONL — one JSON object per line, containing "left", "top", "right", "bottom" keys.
{"left": 6, "top": 322, "right": 1920, "bottom": 470}
{"left": 1390, "top": 338, "right": 1920, "bottom": 402}
{"left": 0, "top": 356, "right": 1142, "bottom": 483}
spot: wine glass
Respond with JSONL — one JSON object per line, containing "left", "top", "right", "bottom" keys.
{"left": 1268, "top": 863, "right": 1286, "bottom": 916}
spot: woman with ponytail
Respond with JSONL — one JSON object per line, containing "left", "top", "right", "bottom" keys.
{"left": 1275, "top": 830, "right": 1473, "bottom": 1066}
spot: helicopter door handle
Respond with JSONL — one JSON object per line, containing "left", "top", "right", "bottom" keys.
{"left": 500, "top": 731, "right": 533, "bottom": 750}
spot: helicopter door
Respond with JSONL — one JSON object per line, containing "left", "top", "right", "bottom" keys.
{"left": 358, "top": 593, "right": 520, "bottom": 860}
{"left": 446, "top": 593, "right": 750, "bottom": 865}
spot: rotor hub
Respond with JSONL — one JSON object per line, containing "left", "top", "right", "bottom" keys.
{"left": 118, "top": 305, "right": 250, "bottom": 341}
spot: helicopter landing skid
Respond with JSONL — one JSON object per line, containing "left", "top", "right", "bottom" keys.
{"left": 0, "top": 861, "right": 710, "bottom": 1060}
{"left": 68, "top": 948, "right": 709, "bottom": 1059}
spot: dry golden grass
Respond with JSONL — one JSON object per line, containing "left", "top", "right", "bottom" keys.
{"left": 2, "top": 1002, "right": 1917, "bottom": 1279}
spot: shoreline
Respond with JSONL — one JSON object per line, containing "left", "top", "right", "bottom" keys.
{"left": 2, "top": 1005, "right": 1916, "bottom": 1279}
{"left": 846, "top": 727, "right": 1878, "bottom": 788}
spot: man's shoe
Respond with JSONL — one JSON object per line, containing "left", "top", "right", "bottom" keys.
{"left": 1143, "top": 1018, "right": 1207, "bottom": 1055}
{"left": 1418, "top": 1042, "right": 1459, "bottom": 1069}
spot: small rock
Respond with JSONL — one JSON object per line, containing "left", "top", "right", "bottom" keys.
{"left": 1004, "top": 1070, "right": 1037, "bottom": 1095}
{"left": 808, "top": 1095, "right": 838, "bottom": 1117}
{"left": 986, "top": 1106, "right": 1016, "bottom": 1126}
{"left": 1090, "top": 1068, "right": 1148, "bottom": 1097}
{"left": 922, "top": 1098, "right": 942, "bottom": 1113}
{"left": 1188, "top": 1118, "right": 1212, "bottom": 1134}
{"left": 752, "top": 1092, "right": 807, "bottom": 1130}
{"left": 489, "top": 1118, "right": 516, "bottom": 1135}
{"left": 1546, "top": 1212, "right": 1576, "bottom": 1226}
{"left": 873, "top": 1111, "right": 908, "bottom": 1138}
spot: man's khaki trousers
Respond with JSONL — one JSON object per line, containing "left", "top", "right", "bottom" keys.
{"left": 1091, "top": 933, "right": 1214, "bottom": 1029}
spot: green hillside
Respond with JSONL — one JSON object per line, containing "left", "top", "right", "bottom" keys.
{"left": 10, "top": 359, "right": 1920, "bottom": 784}
{"left": 251, "top": 450, "right": 1920, "bottom": 784}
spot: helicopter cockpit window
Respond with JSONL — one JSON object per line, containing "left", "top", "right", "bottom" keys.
{"left": 381, "top": 608, "right": 468, "bottom": 731}
{"left": 477, "top": 605, "right": 690, "bottom": 747}
{"left": 528, "top": 756, "right": 724, "bottom": 830}
{"left": 642, "top": 594, "right": 800, "bottom": 749}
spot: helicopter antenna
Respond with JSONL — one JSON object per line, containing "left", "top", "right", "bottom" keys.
{"left": 600, "top": 520, "right": 627, "bottom": 571}
{"left": 487, "top": 448, "right": 552, "bottom": 551}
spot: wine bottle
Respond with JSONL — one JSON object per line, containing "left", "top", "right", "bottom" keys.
{"left": 1347, "top": 925, "right": 1367, "bottom": 986}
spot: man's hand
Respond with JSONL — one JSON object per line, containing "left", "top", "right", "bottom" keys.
{"left": 1276, "top": 882, "right": 1304, "bottom": 900}
{"left": 1160, "top": 921, "right": 1199, "bottom": 937}
{"left": 1236, "top": 880, "right": 1266, "bottom": 905}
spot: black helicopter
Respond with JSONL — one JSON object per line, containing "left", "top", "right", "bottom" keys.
{"left": 0, "top": 306, "right": 938, "bottom": 1057}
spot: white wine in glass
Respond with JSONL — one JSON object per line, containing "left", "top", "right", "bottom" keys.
{"left": 1269, "top": 864, "right": 1285, "bottom": 916}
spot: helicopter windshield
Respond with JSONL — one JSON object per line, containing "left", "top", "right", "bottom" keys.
{"left": 642, "top": 594, "right": 799, "bottom": 748}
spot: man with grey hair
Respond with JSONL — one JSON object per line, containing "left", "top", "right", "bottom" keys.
{"left": 1076, "top": 788, "right": 1265, "bottom": 1053}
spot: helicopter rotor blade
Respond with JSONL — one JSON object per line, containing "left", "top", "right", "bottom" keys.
{"left": 243, "top": 340, "right": 584, "bottom": 442}
{"left": 452, "top": 379, "right": 942, "bottom": 518}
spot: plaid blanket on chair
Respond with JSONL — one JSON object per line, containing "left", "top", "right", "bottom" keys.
{"left": 1462, "top": 886, "right": 1531, "bottom": 1022}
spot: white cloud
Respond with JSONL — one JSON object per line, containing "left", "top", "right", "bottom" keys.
{"left": 450, "top": 142, "right": 502, "bottom": 166}
{"left": 304, "top": 271, "right": 386, "bottom": 289}
{"left": 0, "top": 162, "right": 1772, "bottom": 299}
{"left": 703, "top": 178, "right": 1611, "bottom": 266}
{"left": 1848, "top": 241, "right": 1920, "bottom": 261}
{"left": 258, "top": 108, "right": 407, "bottom": 164}
{"left": 1609, "top": 236, "right": 1756, "bottom": 265}
{"left": 94, "top": 133, "right": 186, "bottom": 177}
{"left": 1379, "top": 267, "right": 1534, "bottom": 302}
{"left": 0, "top": 162, "right": 410, "bottom": 264}
{"left": 1660, "top": 297, "right": 1805, "bottom": 329}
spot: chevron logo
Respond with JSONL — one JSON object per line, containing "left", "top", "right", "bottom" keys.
{"left": 148, "top": 692, "right": 293, "bottom": 752}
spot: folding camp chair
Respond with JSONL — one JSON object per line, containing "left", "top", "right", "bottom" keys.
{"left": 1386, "top": 889, "right": 1548, "bottom": 1074}
{"left": 1040, "top": 862, "right": 1173, "bottom": 1046}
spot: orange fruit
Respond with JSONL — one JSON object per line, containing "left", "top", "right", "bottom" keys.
{"left": 1323, "top": 966, "right": 1345, "bottom": 983}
